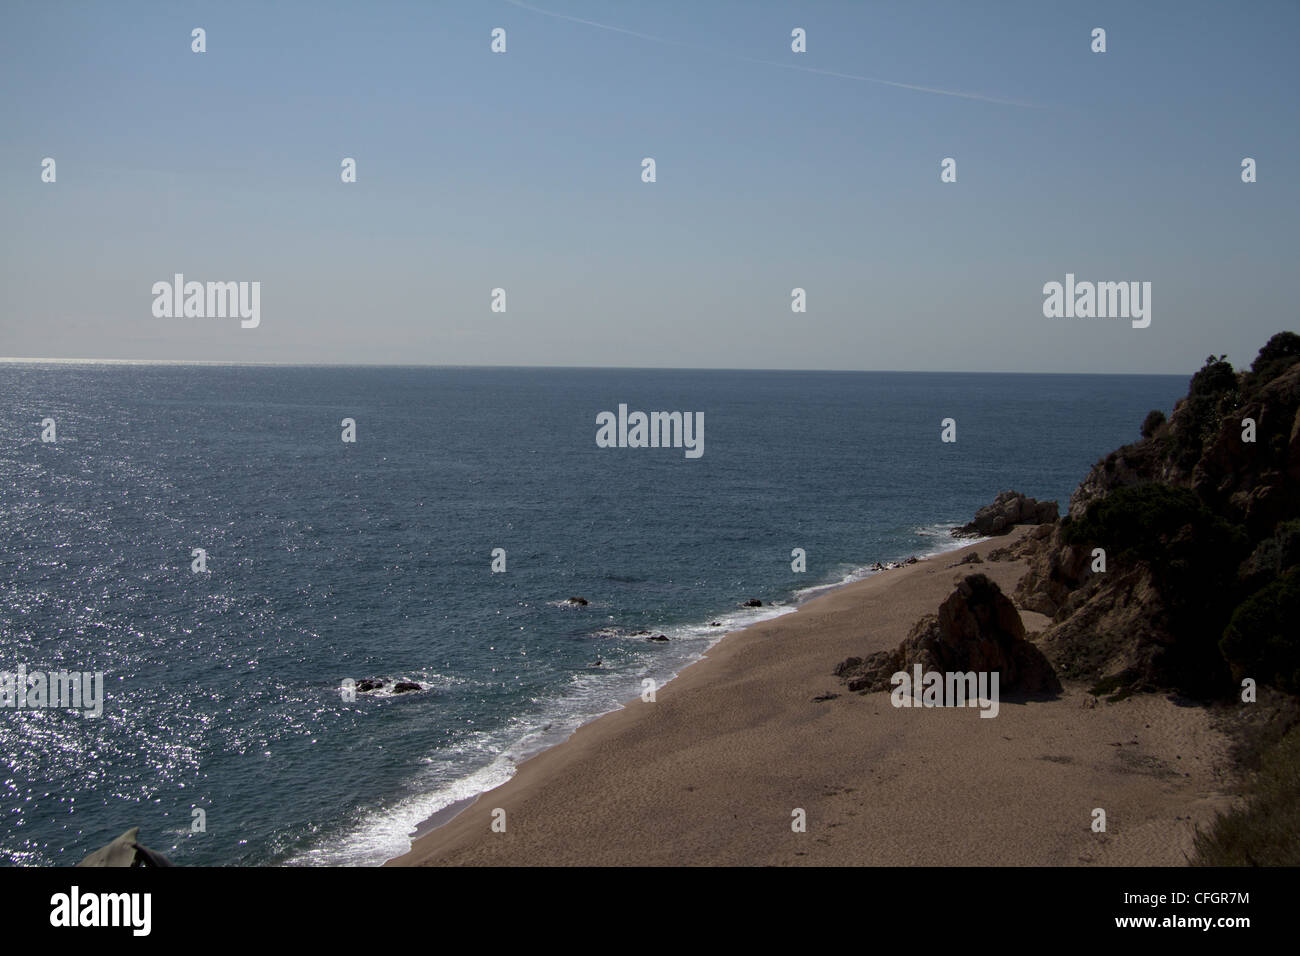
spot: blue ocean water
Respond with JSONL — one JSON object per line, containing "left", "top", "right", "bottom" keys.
{"left": 0, "top": 364, "right": 1186, "bottom": 866}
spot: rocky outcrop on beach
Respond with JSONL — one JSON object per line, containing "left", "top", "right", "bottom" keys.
{"left": 1007, "top": 334, "right": 1300, "bottom": 699}
{"left": 834, "top": 574, "right": 1060, "bottom": 696}
{"left": 77, "top": 827, "right": 173, "bottom": 867}
{"left": 952, "top": 490, "right": 1058, "bottom": 537}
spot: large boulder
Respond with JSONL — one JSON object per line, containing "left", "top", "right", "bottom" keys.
{"left": 835, "top": 574, "right": 1060, "bottom": 696}
{"left": 77, "top": 828, "right": 174, "bottom": 867}
{"left": 953, "top": 491, "right": 1058, "bottom": 538}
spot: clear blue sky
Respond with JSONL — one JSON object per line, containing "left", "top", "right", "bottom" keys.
{"left": 1, "top": 0, "right": 1296, "bottom": 372}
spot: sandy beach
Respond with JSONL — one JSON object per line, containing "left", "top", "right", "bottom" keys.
{"left": 389, "top": 527, "right": 1236, "bottom": 867}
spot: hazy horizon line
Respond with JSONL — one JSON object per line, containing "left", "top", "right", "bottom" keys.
{"left": 0, "top": 356, "right": 1188, "bottom": 377}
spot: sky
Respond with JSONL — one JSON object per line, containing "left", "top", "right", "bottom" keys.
{"left": 1, "top": 0, "right": 1297, "bottom": 373}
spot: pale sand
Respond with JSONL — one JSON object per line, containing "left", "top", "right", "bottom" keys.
{"left": 389, "top": 528, "right": 1236, "bottom": 866}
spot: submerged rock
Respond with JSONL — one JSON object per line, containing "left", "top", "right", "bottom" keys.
{"left": 566, "top": 596, "right": 589, "bottom": 606}
{"left": 393, "top": 681, "right": 422, "bottom": 694}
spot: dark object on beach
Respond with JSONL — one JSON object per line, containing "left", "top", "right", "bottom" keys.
{"left": 835, "top": 574, "right": 1060, "bottom": 697}
{"left": 646, "top": 634, "right": 670, "bottom": 643}
{"left": 952, "top": 490, "right": 1058, "bottom": 538}
{"left": 742, "top": 598, "right": 762, "bottom": 607}
{"left": 566, "top": 596, "right": 589, "bottom": 606}
{"left": 812, "top": 692, "right": 840, "bottom": 702}
{"left": 905, "top": 556, "right": 919, "bottom": 564}
{"left": 393, "top": 681, "right": 422, "bottom": 693}
{"left": 948, "top": 552, "right": 984, "bottom": 567}
{"left": 356, "top": 678, "right": 386, "bottom": 693}
{"left": 77, "top": 828, "right": 174, "bottom": 868}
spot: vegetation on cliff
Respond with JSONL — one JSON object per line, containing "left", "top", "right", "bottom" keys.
{"left": 1019, "top": 333, "right": 1300, "bottom": 700}
{"left": 1005, "top": 331, "right": 1300, "bottom": 865}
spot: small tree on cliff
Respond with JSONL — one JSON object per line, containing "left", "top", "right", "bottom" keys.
{"left": 1248, "top": 331, "right": 1300, "bottom": 389}
{"left": 1170, "top": 354, "right": 1238, "bottom": 468}
{"left": 1141, "top": 409, "right": 1166, "bottom": 439}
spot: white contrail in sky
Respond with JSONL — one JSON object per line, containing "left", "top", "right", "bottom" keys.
{"left": 502, "top": 0, "right": 1040, "bottom": 108}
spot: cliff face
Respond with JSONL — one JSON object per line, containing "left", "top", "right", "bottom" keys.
{"left": 1013, "top": 333, "right": 1300, "bottom": 699}
{"left": 1069, "top": 345, "right": 1300, "bottom": 524}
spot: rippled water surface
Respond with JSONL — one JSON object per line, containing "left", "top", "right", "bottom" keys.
{"left": 0, "top": 364, "right": 1185, "bottom": 865}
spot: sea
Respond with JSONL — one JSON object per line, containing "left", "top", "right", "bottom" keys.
{"left": 0, "top": 364, "right": 1187, "bottom": 866}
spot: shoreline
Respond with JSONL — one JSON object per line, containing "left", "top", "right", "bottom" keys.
{"left": 371, "top": 530, "right": 972, "bottom": 864}
{"left": 388, "top": 526, "right": 1236, "bottom": 866}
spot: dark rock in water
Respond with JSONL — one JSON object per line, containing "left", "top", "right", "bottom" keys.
{"left": 566, "top": 596, "right": 589, "bottom": 606}
{"left": 629, "top": 630, "right": 651, "bottom": 636}
{"left": 131, "top": 842, "right": 174, "bottom": 868}
{"left": 835, "top": 574, "right": 1060, "bottom": 697}
{"left": 77, "top": 827, "right": 173, "bottom": 867}
{"left": 709, "top": 621, "right": 722, "bottom": 627}
{"left": 392, "top": 681, "right": 422, "bottom": 693}
{"left": 646, "top": 634, "right": 670, "bottom": 643}
{"left": 953, "top": 490, "right": 1058, "bottom": 538}
{"left": 742, "top": 598, "right": 763, "bottom": 607}
{"left": 356, "top": 678, "right": 386, "bottom": 693}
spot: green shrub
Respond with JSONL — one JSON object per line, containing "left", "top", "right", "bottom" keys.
{"left": 1140, "top": 409, "right": 1166, "bottom": 439}
{"left": 1247, "top": 331, "right": 1300, "bottom": 390}
{"left": 1194, "top": 722, "right": 1300, "bottom": 866}
{"left": 1171, "top": 355, "right": 1238, "bottom": 468}
{"left": 1246, "top": 518, "right": 1300, "bottom": 580}
{"left": 1065, "top": 483, "right": 1248, "bottom": 694}
{"left": 1221, "top": 567, "right": 1300, "bottom": 694}
{"left": 1062, "top": 483, "right": 1239, "bottom": 564}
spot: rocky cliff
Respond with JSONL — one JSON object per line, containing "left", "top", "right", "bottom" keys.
{"left": 1011, "top": 333, "right": 1300, "bottom": 698}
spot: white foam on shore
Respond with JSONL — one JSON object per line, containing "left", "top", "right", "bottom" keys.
{"left": 791, "top": 521, "right": 978, "bottom": 602}
{"left": 288, "top": 520, "right": 983, "bottom": 867}
{"left": 285, "top": 600, "right": 797, "bottom": 867}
